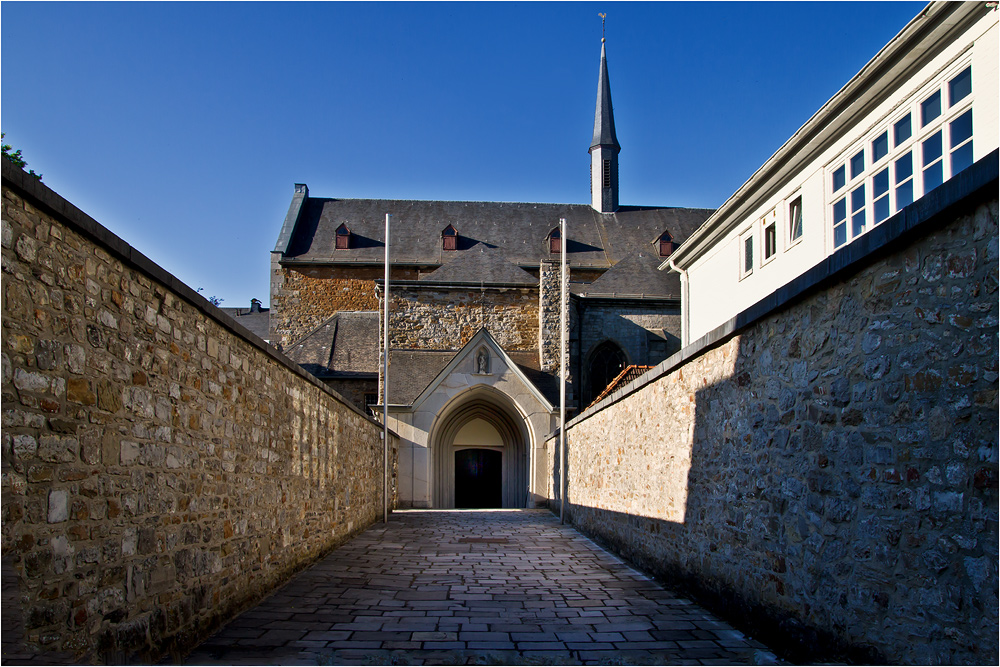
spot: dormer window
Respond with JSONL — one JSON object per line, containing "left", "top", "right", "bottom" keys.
{"left": 658, "top": 231, "right": 675, "bottom": 258}
{"left": 335, "top": 223, "right": 351, "bottom": 250}
{"left": 548, "top": 227, "right": 561, "bottom": 254}
{"left": 442, "top": 225, "right": 458, "bottom": 251}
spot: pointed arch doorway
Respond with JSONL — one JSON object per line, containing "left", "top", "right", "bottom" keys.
{"left": 430, "top": 387, "right": 529, "bottom": 508}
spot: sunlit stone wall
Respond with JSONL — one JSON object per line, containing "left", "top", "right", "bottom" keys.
{"left": 550, "top": 187, "right": 998, "bottom": 664}
{"left": 1, "top": 163, "right": 399, "bottom": 662}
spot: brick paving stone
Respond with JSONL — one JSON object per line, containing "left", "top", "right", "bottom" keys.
{"left": 517, "top": 641, "right": 570, "bottom": 650}
{"left": 180, "top": 510, "right": 780, "bottom": 666}
{"left": 467, "top": 641, "right": 518, "bottom": 650}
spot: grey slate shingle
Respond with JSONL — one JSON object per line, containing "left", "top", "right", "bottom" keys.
{"left": 282, "top": 198, "right": 712, "bottom": 270}
{"left": 578, "top": 250, "right": 680, "bottom": 298}
{"left": 219, "top": 307, "right": 270, "bottom": 341}
{"left": 286, "top": 312, "right": 379, "bottom": 378}
{"left": 419, "top": 244, "right": 538, "bottom": 285}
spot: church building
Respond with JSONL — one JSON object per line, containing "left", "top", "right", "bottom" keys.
{"left": 269, "top": 39, "right": 713, "bottom": 508}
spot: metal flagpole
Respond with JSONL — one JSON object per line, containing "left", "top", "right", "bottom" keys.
{"left": 383, "top": 213, "right": 390, "bottom": 524}
{"left": 559, "top": 217, "right": 567, "bottom": 524}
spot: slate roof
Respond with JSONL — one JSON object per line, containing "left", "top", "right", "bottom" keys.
{"left": 386, "top": 351, "right": 454, "bottom": 405}
{"left": 219, "top": 306, "right": 270, "bottom": 341}
{"left": 278, "top": 198, "right": 713, "bottom": 270}
{"left": 386, "top": 348, "right": 558, "bottom": 407}
{"left": 575, "top": 250, "right": 681, "bottom": 298}
{"left": 419, "top": 244, "right": 538, "bottom": 285}
{"left": 285, "top": 312, "right": 379, "bottom": 378}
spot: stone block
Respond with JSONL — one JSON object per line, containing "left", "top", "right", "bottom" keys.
{"left": 47, "top": 489, "right": 69, "bottom": 523}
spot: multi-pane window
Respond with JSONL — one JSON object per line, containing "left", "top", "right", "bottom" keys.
{"left": 829, "top": 64, "right": 973, "bottom": 249}
{"left": 895, "top": 152, "right": 914, "bottom": 210}
{"left": 950, "top": 109, "right": 974, "bottom": 175}
{"left": 873, "top": 167, "right": 890, "bottom": 224}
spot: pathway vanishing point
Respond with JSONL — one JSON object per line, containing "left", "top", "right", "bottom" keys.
{"left": 183, "top": 509, "right": 780, "bottom": 665}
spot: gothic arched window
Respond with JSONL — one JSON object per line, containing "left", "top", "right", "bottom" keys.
{"left": 588, "top": 341, "right": 627, "bottom": 402}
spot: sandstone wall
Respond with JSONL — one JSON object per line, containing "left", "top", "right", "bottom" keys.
{"left": 268, "top": 263, "right": 422, "bottom": 349}
{"left": 388, "top": 286, "right": 538, "bottom": 351}
{"left": 1, "top": 166, "right": 399, "bottom": 662}
{"left": 549, "top": 188, "right": 998, "bottom": 663}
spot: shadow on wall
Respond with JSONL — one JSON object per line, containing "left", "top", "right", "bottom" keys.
{"left": 556, "top": 195, "right": 999, "bottom": 665}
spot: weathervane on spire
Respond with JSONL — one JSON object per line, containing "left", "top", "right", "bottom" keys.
{"left": 599, "top": 13, "right": 606, "bottom": 41}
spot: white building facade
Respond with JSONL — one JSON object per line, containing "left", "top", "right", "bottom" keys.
{"left": 665, "top": 2, "right": 999, "bottom": 345}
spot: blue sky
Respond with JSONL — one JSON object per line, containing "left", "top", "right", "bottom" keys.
{"left": 2, "top": 1, "right": 925, "bottom": 308}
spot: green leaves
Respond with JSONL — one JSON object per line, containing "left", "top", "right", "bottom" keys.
{"left": 1, "top": 132, "right": 42, "bottom": 180}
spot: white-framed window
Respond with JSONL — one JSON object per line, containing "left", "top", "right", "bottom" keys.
{"left": 787, "top": 195, "right": 803, "bottom": 246}
{"left": 762, "top": 209, "right": 778, "bottom": 264}
{"left": 739, "top": 227, "right": 755, "bottom": 279}
{"left": 827, "top": 62, "right": 973, "bottom": 250}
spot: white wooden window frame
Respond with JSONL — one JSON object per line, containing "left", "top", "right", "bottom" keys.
{"left": 826, "top": 59, "right": 973, "bottom": 251}
{"left": 786, "top": 194, "right": 804, "bottom": 249}
{"left": 761, "top": 209, "right": 778, "bottom": 266}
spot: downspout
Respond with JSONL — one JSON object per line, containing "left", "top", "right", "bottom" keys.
{"left": 667, "top": 257, "right": 689, "bottom": 348}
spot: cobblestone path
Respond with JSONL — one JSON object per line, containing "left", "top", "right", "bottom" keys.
{"left": 184, "top": 509, "right": 779, "bottom": 665}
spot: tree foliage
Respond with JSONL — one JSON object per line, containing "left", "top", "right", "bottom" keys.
{"left": 1, "top": 133, "right": 42, "bottom": 180}
{"left": 196, "top": 287, "right": 224, "bottom": 306}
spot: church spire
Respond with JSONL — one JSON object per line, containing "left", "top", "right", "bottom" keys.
{"left": 590, "top": 40, "right": 620, "bottom": 153}
{"left": 590, "top": 34, "right": 620, "bottom": 213}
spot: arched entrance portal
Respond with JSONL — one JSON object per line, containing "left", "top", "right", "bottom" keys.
{"left": 431, "top": 387, "right": 529, "bottom": 508}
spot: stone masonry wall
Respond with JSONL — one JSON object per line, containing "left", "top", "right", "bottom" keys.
{"left": 2, "top": 167, "right": 399, "bottom": 662}
{"left": 548, "top": 195, "right": 998, "bottom": 664}
{"left": 269, "top": 263, "right": 422, "bottom": 349}
{"left": 388, "top": 286, "right": 538, "bottom": 351}
{"left": 538, "top": 260, "right": 564, "bottom": 372}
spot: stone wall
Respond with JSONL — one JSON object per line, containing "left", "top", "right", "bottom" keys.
{"left": 323, "top": 378, "right": 378, "bottom": 416}
{"left": 268, "top": 263, "right": 422, "bottom": 349}
{"left": 548, "top": 182, "right": 998, "bottom": 662}
{"left": 388, "top": 285, "right": 538, "bottom": 351}
{"left": 2, "top": 163, "right": 399, "bottom": 662}
{"left": 538, "top": 260, "right": 564, "bottom": 372}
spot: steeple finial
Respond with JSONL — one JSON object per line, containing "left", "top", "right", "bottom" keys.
{"left": 599, "top": 12, "right": 606, "bottom": 41}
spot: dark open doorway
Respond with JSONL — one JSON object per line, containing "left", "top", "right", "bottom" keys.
{"left": 454, "top": 449, "right": 502, "bottom": 508}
